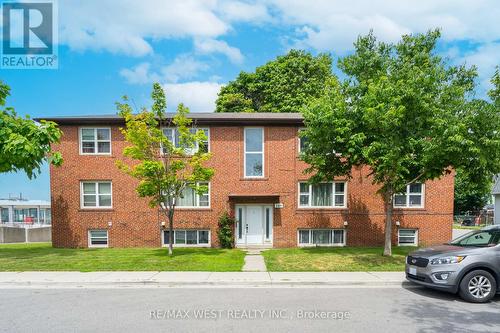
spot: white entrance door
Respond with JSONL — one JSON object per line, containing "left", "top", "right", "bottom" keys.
{"left": 235, "top": 205, "right": 273, "bottom": 246}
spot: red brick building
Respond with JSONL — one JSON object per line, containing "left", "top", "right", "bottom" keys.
{"left": 43, "top": 113, "right": 453, "bottom": 248}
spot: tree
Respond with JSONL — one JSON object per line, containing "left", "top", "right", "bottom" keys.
{"left": 302, "top": 30, "right": 500, "bottom": 256}
{"left": 0, "top": 81, "right": 62, "bottom": 178}
{"left": 454, "top": 169, "right": 491, "bottom": 214}
{"left": 116, "top": 83, "right": 214, "bottom": 255}
{"left": 216, "top": 49, "right": 333, "bottom": 113}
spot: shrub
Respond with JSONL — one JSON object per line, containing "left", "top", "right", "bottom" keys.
{"left": 217, "top": 212, "right": 235, "bottom": 248}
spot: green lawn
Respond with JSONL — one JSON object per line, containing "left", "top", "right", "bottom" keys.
{"left": 262, "top": 246, "right": 416, "bottom": 271}
{"left": 452, "top": 224, "right": 482, "bottom": 230}
{"left": 0, "top": 243, "right": 245, "bottom": 272}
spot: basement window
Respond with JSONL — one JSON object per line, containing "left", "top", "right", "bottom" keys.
{"left": 163, "top": 230, "right": 210, "bottom": 247}
{"left": 398, "top": 229, "right": 418, "bottom": 246}
{"left": 298, "top": 229, "right": 345, "bottom": 246}
{"left": 88, "top": 230, "right": 108, "bottom": 248}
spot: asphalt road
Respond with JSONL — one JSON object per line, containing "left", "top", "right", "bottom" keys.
{"left": 1, "top": 286, "right": 499, "bottom": 333}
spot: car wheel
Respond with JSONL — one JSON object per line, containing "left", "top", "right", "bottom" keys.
{"left": 459, "top": 270, "right": 497, "bottom": 303}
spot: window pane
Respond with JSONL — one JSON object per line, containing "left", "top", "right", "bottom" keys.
{"left": 333, "top": 230, "right": 344, "bottom": 244}
{"left": 98, "top": 183, "right": 111, "bottom": 194}
{"left": 265, "top": 208, "right": 270, "bottom": 239}
{"left": 399, "top": 229, "right": 416, "bottom": 236}
{"left": 199, "top": 194, "right": 209, "bottom": 207}
{"left": 91, "top": 230, "right": 107, "bottom": 238}
{"left": 334, "top": 195, "right": 344, "bottom": 207}
{"left": 409, "top": 195, "right": 421, "bottom": 206}
{"left": 299, "top": 136, "right": 308, "bottom": 152}
{"left": 245, "top": 153, "right": 263, "bottom": 177}
{"left": 99, "top": 195, "right": 112, "bottom": 207}
{"left": 238, "top": 208, "right": 243, "bottom": 239}
{"left": 299, "top": 183, "right": 309, "bottom": 193}
{"left": 399, "top": 237, "right": 415, "bottom": 244}
{"left": 299, "top": 194, "right": 309, "bottom": 206}
{"left": 83, "top": 195, "right": 96, "bottom": 207}
{"left": 163, "top": 231, "right": 170, "bottom": 244}
{"left": 198, "top": 230, "right": 209, "bottom": 244}
{"left": 97, "top": 142, "right": 110, "bottom": 153}
{"left": 1, "top": 208, "right": 9, "bottom": 222}
{"left": 312, "top": 230, "right": 331, "bottom": 244}
{"left": 96, "top": 128, "right": 110, "bottom": 140}
{"left": 83, "top": 183, "right": 96, "bottom": 194}
{"left": 245, "top": 128, "right": 263, "bottom": 152}
{"left": 175, "top": 230, "right": 186, "bottom": 244}
{"left": 409, "top": 183, "right": 422, "bottom": 193}
{"left": 177, "top": 187, "right": 196, "bottom": 206}
{"left": 311, "top": 183, "right": 332, "bottom": 206}
{"left": 394, "top": 194, "right": 406, "bottom": 206}
{"left": 335, "top": 182, "right": 345, "bottom": 193}
{"left": 82, "top": 141, "right": 95, "bottom": 153}
{"left": 299, "top": 230, "right": 310, "bottom": 244}
{"left": 81, "top": 129, "right": 95, "bottom": 140}
{"left": 186, "top": 231, "right": 197, "bottom": 244}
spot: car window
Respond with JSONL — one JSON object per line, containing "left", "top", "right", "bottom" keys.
{"left": 452, "top": 230, "right": 499, "bottom": 247}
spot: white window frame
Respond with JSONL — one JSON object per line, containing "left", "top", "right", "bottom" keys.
{"left": 79, "top": 127, "right": 112, "bottom": 155}
{"left": 160, "top": 127, "right": 210, "bottom": 155}
{"left": 175, "top": 182, "right": 211, "bottom": 209}
{"left": 80, "top": 181, "right": 113, "bottom": 209}
{"left": 298, "top": 182, "right": 347, "bottom": 209}
{"left": 297, "top": 229, "right": 346, "bottom": 247}
{"left": 394, "top": 183, "right": 425, "bottom": 208}
{"left": 243, "top": 127, "right": 265, "bottom": 178}
{"left": 88, "top": 229, "right": 108, "bottom": 248}
{"left": 398, "top": 229, "right": 418, "bottom": 246}
{"left": 162, "top": 229, "right": 211, "bottom": 247}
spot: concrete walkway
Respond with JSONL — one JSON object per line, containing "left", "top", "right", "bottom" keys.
{"left": 242, "top": 249, "right": 267, "bottom": 272}
{"left": 0, "top": 271, "right": 408, "bottom": 288}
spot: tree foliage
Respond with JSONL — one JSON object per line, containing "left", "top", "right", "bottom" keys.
{"left": 216, "top": 49, "right": 333, "bottom": 113}
{"left": 454, "top": 169, "right": 491, "bottom": 214}
{"left": 302, "top": 30, "right": 500, "bottom": 255}
{"left": 116, "top": 83, "right": 214, "bottom": 255}
{"left": 0, "top": 81, "right": 62, "bottom": 178}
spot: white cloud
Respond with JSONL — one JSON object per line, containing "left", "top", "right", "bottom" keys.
{"left": 218, "top": 1, "right": 271, "bottom": 22}
{"left": 194, "top": 38, "right": 244, "bottom": 63}
{"left": 120, "top": 63, "right": 159, "bottom": 85}
{"left": 161, "top": 55, "right": 210, "bottom": 83}
{"left": 59, "top": 0, "right": 229, "bottom": 56}
{"left": 269, "top": 0, "right": 500, "bottom": 54}
{"left": 461, "top": 43, "right": 500, "bottom": 95}
{"left": 120, "top": 55, "right": 210, "bottom": 84}
{"left": 163, "top": 81, "right": 224, "bottom": 113}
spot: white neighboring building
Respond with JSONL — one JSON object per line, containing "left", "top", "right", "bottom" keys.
{"left": 0, "top": 198, "right": 51, "bottom": 226}
{"left": 493, "top": 175, "right": 500, "bottom": 225}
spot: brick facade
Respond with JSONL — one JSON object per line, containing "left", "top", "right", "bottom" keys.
{"left": 49, "top": 117, "right": 453, "bottom": 248}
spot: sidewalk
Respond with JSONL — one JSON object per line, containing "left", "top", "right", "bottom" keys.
{"left": 0, "top": 271, "right": 409, "bottom": 288}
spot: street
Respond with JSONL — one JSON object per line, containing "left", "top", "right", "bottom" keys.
{"left": 1, "top": 286, "right": 499, "bottom": 333}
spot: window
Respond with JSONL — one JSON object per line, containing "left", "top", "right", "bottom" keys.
{"left": 176, "top": 182, "right": 210, "bottom": 208}
{"left": 244, "top": 128, "right": 264, "bottom": 177}
{"left": 161, "top": 128, "right": 209, "bottom": 154}
{"left": 298, "top": 229, "right": 345, "bottom": 246}
{"left": 13, "top": 208, "right": 37, "bottom": 223}
{"left": 394, "top": 183, "right": 424, "bottom": 208}
{"left": 1, "top": 208, "right": 9, "bottom": 223}
{"left": 398, "top": 229, "right": 418, "bottom": 246}
{"left": 88, "top": 230, "right": 108, "bottom": 247}
{"left": 39, "top": 208, "right": 51, "bottom": 224}
{"left": 80, "top": 128, "right": 111, "bottom": 154}
{"left": 81, "top": 181, "right": 112, "bottom": 208}
{"left": 298, "top": 128, "right": 309, "bottom": 153}
{"left": 298, "top": 182, "right": 346, "bottom": 208}
{"left": 450, "top": 230, "right": 500, "bottom": 247}
{"left": 163, "top": 230, "right": 210, "bottom": 247}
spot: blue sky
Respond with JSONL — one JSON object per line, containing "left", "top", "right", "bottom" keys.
{"left": 1, "top": 0, "right": 499, "bottom": 201}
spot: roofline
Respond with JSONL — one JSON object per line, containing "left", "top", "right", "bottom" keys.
{"left": 34, "top": 113, "right": 305, "bottom": 126}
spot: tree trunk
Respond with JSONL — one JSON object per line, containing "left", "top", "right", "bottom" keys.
{"left": 168, "top": 208, "right": 174, "bottom": 256}
{"left": 383, "top": 188, "right": 394, "bottom": 256}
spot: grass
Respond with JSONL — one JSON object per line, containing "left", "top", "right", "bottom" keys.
{"left": 262, "top": 246, "right": 417, "bottom": 272}
{"left": 452, "top": 224, "right": 482, "bottom": 230}
{"left": 0, "top": 243, "right": 245, "bottom": 272}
